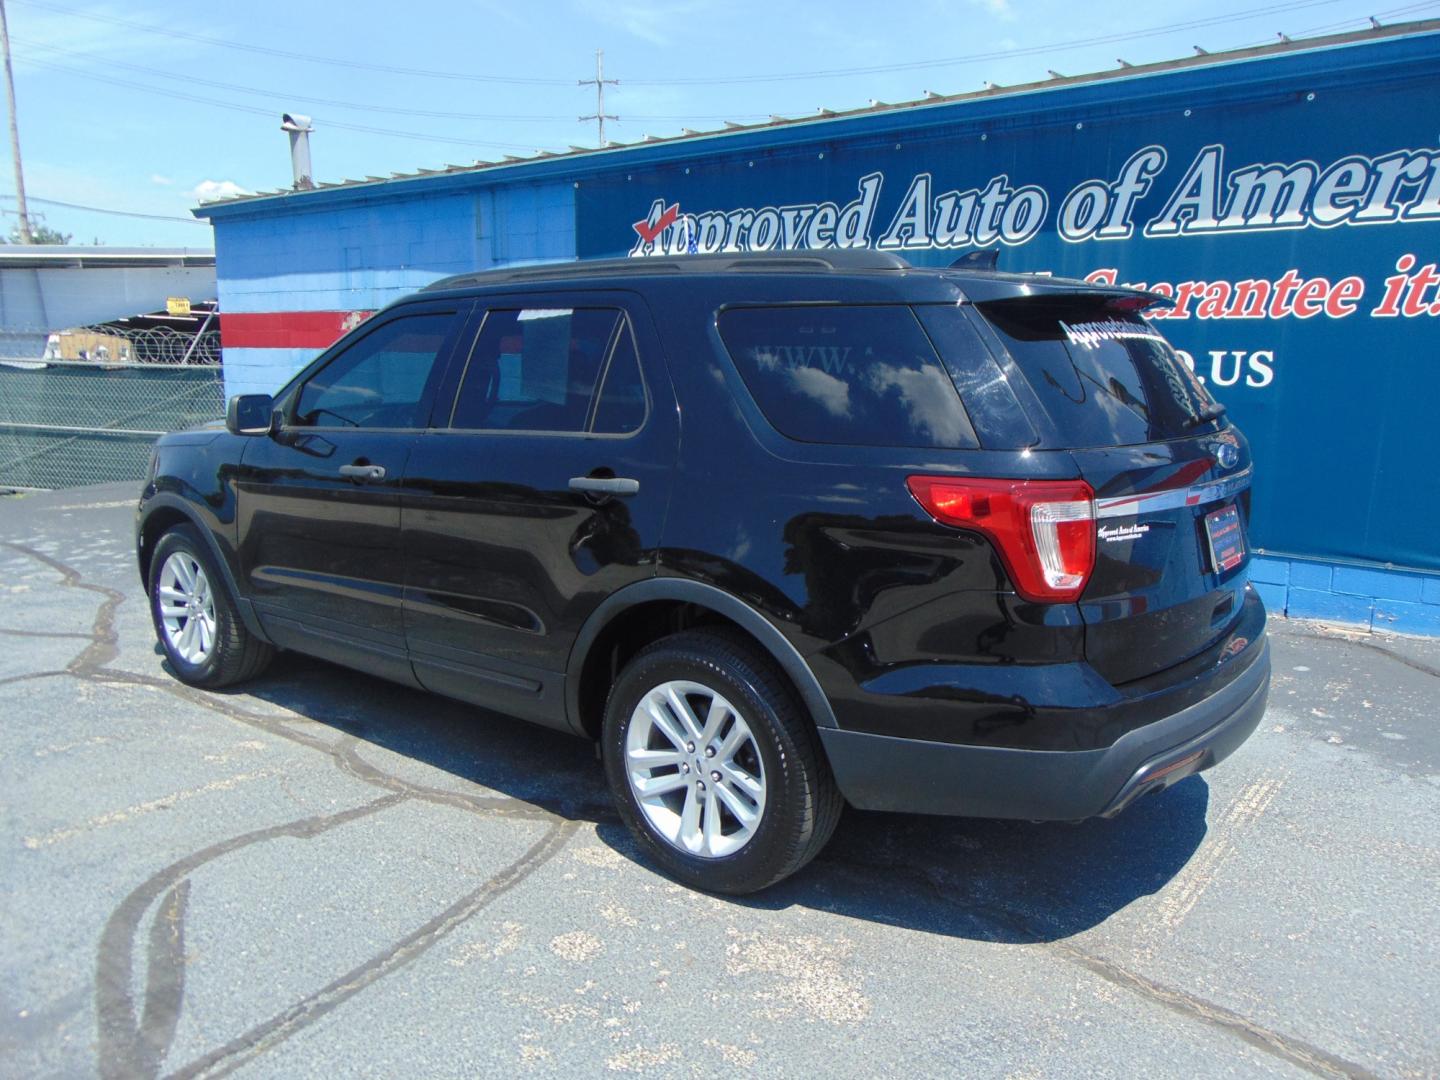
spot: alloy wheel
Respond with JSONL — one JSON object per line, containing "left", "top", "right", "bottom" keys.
{"left": 157, "top": 551, "right": 216, "bottom": 665}
{"left": 624, "top": 679, "right": 767, "bottom": 858}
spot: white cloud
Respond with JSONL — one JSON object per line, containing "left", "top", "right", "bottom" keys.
{"left": 572, "top": 0, "right": 711, "bottom": 47}
{"left": 788, "top": 365, "right": 852, "bottom": 419}
{"left": 190, "top": 179, "right": 252, "bottom": 203}
{"left": 969, "top": 0, "right": 1016, "bottom": 20}
{"left": 150, "top": 173, "right": 173, "bottom": 186}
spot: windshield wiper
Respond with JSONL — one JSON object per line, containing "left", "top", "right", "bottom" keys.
{"left": 1183, "top": 402, "right": 1227, "bottom": 428}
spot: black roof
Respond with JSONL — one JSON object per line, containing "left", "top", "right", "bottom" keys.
{"left": 422, "top": 250, "right": 913, "bottom": 292}
{"left": 419, "top": 250, "right": 1161, "bottom": 306}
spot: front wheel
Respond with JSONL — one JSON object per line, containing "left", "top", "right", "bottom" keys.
{"left": 602, "top": 629, "right": 841, "bottom": 894}
{"left": 148, "top": 525, "right": 273, "bottom": 688}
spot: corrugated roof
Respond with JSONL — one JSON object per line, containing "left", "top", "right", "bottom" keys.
{"left": 192, "top": 19, "right": 1440, "bottom": 216}
{"left": 0, "top": 246, "right": 215, "bottom": 269}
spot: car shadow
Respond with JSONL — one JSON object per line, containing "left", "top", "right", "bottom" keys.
{"left": 209, "top": 651, "right": 1209, "bottom": 945}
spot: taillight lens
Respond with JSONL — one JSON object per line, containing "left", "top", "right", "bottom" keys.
{"left": 906, "top": 475, "right": 1096, "bottom": 602}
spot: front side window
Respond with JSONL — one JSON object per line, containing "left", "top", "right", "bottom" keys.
{"left": 717, "top": 305, "right": 979, "bottom": 449}
{"left": 591, "top": 321, "right": 646, "bottom": 435}
{"left": 293, "top": 313, "right": 454, "bottom": 429}
{"left": 450, "top": 307, "right": 634, "bottom": 433}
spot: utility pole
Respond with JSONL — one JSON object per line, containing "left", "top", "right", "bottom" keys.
{"left": 578, "top": 48, "right": 618, "bottom": 148}
{"left": 0, "top": 0, "right": 31, "bottom": 243}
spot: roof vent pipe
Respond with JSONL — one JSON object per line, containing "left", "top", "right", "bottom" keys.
{"left": 280, "top": 113, "right": 314, "bottom": 190}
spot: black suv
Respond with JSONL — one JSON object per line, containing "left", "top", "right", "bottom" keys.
{"left": 137, "top": 251, "right": 1269, "bottom": 893}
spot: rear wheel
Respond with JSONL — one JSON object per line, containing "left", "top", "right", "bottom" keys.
{"left": 148, "top": 525, "right": 273, "bottom": 688}
{"left": 602, "top": 629, "right": 841, "bottom": 894}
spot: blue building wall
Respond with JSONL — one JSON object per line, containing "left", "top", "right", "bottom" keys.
{"left": 213, "top": 182, "right": 574, "bottom": 397}
{"left": 198, "top": 29, "right": 1440, "bottom": 636}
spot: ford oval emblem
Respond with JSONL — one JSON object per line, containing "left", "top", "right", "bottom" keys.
{"left": 1213, "top": 442, "right": 1240, "bottom": 470}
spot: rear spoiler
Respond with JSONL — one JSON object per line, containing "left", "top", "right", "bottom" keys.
{"left": 952, "top": 275, "right": 1174, "bottom": 311}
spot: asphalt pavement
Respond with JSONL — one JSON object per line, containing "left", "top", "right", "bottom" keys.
{"left": 2, "top": 483, "right": 1436, "bottom": 1079}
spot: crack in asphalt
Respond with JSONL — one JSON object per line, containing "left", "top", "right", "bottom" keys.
{"left": 2, "top": 541, "right": 583, "bottom": 1079}
{"left": 0, "top": 537, "right": 1403, "bottom": 1080}
{"left": 1323, "top": 634, "right": 1440, "bottom": 681}
{"left": 817, "top": 853, "right": 1380, "bottom": 1080}
{"left": 0, "top": 627, "right": 95, "bottom": 640}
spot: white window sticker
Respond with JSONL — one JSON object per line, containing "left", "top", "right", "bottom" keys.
{"left": 1059, "top": 318, "right": 1166, "bottom": 347}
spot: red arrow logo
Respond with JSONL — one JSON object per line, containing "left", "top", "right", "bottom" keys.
{"left": 633, "top": 202, "right": 680, "bottom": 245}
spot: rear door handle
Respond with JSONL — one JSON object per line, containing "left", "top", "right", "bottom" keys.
{"left": 569, "top": 476, "right": 639, "bottom": 496}
{"left": 339, "top": 464, "right": 386, "bottom": 482}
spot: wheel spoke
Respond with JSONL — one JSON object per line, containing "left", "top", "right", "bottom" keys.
{"left": 627, "top": 747, "right": 683, "bottom": 768}
{"left": 634, "top": 771, "right": 688, "bottom": 797}
{"left": 713, "top": 778, "right": 759, "bottom": 826}
{"left": 678, "top": 784, "right": 702, "bottom": 851}
{"left": 699, "top": 696, "right": 729, "bottom": 745}
{"left": 174, "top": 558, "right": 195, "bottom": 593}
{"left": 176, "top": 617, "right": 197, "bottom": 658}
{"left": 666, "top": 685, "right": 704, "bottom": 742}
{"left": 720, "top": 761, "right": 763, "bottom": 800}
{"left": 716, "top": 722, "right": 749, "bottom": 763}
{"left": 645, "top": 699, "right": 689, "bottom": 752}
{"left": 159, "top": 586, "right": 188, "bottom": 605}
{"left": 196, "top": 614, "right": 213, "bottom": 654}
{"left": 701, "top": 788, "right": 721, "bottom": 855}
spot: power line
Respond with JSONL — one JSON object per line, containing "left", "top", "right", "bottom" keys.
{"left": 10, "top": 0, "right": 576, "bottom": 86}
{"left": 11, "top": 0, "right": 1356, "bottom": 92}
{"left": 14, "top": 55, "right": 562, "bottom": 152}
{"left": 623, "top": 0, "right": 1356, "bottom": 84}
{"left": 8, "top": 36, "right": 770, "bottom": 124}
{"left": 0, "top": 192, "right": 206, "bottom": 223}
{"left": 1232, "top": 0, "right": 1440, "bottom": 45}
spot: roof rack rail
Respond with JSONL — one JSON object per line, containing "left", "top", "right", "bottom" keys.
{"left": 422, "top": 249, "right": 913, "bottom": 291}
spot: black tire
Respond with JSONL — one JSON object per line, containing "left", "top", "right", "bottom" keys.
{"left": 602, "top": 628, "right": 842, "bottom": 894}
{"left": 148, "top": 524, "right": 273, "bottom": 689}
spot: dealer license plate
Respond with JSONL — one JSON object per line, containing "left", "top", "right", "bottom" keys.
{"left": 1205, "top": 503, "right": 1245, "bottom": 573}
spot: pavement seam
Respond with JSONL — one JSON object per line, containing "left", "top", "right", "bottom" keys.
{"left": 2, "top": 530, "right": 1416, "bottom": 1080}
{"left": 3, "top": 540, "right": 592, "bottom": 1078}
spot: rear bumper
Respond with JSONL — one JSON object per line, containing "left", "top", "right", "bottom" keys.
{"left": 817, "top": 634, "right": 1270, "bottom": 821}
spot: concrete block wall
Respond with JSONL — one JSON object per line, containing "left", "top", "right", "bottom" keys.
{"left": 1250, "top": 555, "right": 1440, "bottom": 636}
{"left": 215, "top": 181, "right": 576, "bottom": 398}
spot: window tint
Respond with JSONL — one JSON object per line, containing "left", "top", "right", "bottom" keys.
{"left": 717, "top": 305, "right": 979, "bottom": 449}
{"left": 977, "top": 298, "right": 1220, "bottom": 447}
{"left": 294, "top": 313, "right": 454, "bottom": 429}
{"left": 451, "top": 308, "right": 619, "bottom": 432}
{"left": 591, "top": 321, "right": 646, "bottom": 434}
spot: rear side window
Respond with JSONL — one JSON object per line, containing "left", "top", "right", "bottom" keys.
{"left": 977, "top": 298, "right": 1220, "bottom": 447}
{"left": 717, "top": 305, "right": 979, "bottom": 449}
{"left": 451, "top": 308, "right": 619, "bottom": 432}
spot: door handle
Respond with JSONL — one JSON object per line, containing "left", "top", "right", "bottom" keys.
{"left": 339, "top": 463, "right": 387, "bottom": 482}
{"left": 569, "top": 476, "right": 639, "bottom": 496}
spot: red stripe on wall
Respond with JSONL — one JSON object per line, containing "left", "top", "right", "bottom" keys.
{"left": 220, "top": 310, "right": 374, "bottom": 350}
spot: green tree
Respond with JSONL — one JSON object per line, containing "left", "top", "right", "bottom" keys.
{"left": 3, "top": 221, "right": 71, "bottom": 244}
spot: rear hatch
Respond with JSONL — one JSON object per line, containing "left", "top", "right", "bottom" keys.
{"left": 972, "top": 292, "right": 1253, "bottom": 685}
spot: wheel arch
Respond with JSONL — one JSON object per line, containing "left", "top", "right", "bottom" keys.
{"left": 137, "top": 494, "right": 271, "bottom": 644}
{"left": 565, "top": 579, "right": 837, "bottom": 741}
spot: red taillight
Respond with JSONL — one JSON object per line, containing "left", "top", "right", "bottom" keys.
{"left": 906, "top": 475, "right": 1096, "bottom": 603}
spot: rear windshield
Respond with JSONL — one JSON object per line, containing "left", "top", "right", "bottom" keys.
{"left": 977, "top": 298, "right": 1220, "bottom": 447}
{"left": 717, "top": 305, "right": 979, "bottom": 449}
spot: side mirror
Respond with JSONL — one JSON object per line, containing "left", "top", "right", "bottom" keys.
{"left": 226, "top": 394, "right": 276, "bottom": 436}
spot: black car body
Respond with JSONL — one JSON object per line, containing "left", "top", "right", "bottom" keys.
{"left": 138, "top": 251, "right": 1269, "bottom": 893}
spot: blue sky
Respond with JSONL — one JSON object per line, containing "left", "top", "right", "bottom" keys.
{"left": 3, "top": 0, "right": 1433, "bottom": 247}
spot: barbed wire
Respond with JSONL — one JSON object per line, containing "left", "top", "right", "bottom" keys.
{"left": 38, "top": 322, "right": 220, "bottom": 366}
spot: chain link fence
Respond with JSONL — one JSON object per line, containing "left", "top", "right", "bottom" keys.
{"left": 1, "top": 321, "right": 225, "bottom": 491}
